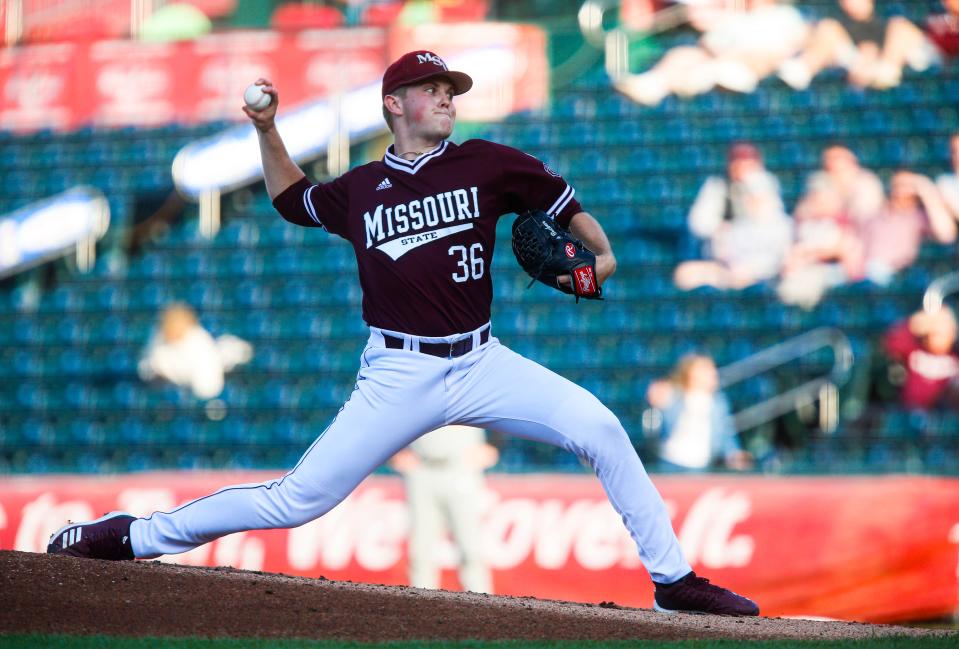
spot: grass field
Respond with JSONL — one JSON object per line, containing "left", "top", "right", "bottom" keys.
{"left": 2, "top": 637, "right": 958, "bottom": 649}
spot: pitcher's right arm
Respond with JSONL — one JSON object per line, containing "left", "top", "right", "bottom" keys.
{"left": 243, "top": 79, "right": 307, "bottom": 200}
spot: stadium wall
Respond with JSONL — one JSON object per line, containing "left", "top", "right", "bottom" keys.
{"left": 2, "top": 472, "right": 957, "bottom": 623}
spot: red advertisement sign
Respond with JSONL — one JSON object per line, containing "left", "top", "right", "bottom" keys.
{"left": 189, "top": 31, "right": 289, "bottom": 123}
{"left": 0, "top": 23, "right": 546, "bottom": 133}
{"left": 0, "top": 41, "right": 83, "bottom": 130}
{"left": 88, "top": 39, "right": 181, "bottom": 126}
{"left": 389, "top": 23, "right": 548, "bottom": 121}
{"left": 2, "top": 472, "right": 957, "bottom": 623}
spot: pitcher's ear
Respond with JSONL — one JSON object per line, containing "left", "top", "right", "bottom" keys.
{"left": 384, "top": 94, "right": 404, "bottom": 118}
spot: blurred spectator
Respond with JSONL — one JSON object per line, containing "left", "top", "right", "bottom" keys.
{"left": 925, "top": 0, "right": 959, "bottom": 58}
{"left": 615, "top": 0, "right": 808, "bottom": 106}
{"left": 646, "top": 354, "right": 752, "bottom": 472}
{"left": 778, "top": 0, "right": 936, "bottom": 90}
{"left": 777, "top": 146, "right": 883, "bottom": 307}
{"left": 138, "top": 303, "right": 253, "bottom": 400}
{"left": 390, "top": 425, "right": 498, "bottom": 593}
{"left": 937, "top": 133, "right": 959, "bottom": 222}
{"left": 803, "top": 145, "right": 885, "bottom": 227}
{"left": 674, "top": 143, "right": 793, "bottom": 291}
{"left": 858, "top": 171, "right": 956, "bottom": 285}
{"left": 883, "top": 306, "right": 959, "bottom": 410}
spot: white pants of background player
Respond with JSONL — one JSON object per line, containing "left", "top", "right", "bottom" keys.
{"left": 406, "top": 460, "right": 491, "bottom": 592}
{"left": 131, "top": 324, "right": 692, "bottom": 584}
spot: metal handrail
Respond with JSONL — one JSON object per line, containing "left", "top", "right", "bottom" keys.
{"left": 718, "top": 328, "right": 854, "bottom": 433}
{"left": 922, "top": 271, "right": 959, "bottom": 313}
{"left": 645, "top": 327, "right": 854, "bottom": 436}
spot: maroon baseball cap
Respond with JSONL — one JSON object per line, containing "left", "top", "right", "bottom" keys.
{"left": 381, "top": 50, "right": 473, "bottom": 98}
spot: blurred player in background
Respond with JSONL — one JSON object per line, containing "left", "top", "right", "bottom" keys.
{"left": 390, "top": 425, "right": 497, "bottom": 593}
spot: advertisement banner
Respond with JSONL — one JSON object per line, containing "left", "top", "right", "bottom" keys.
{"left": 88, "top": 39, "right": 181, "bottom": 127}
{"left": 0, "top": 42, "right": 83, "bottom": 131}
{"left": 0, "top": 23, "right": 546, "bottom": 133}
{"left": 1, "top": 472, "right": 957, "bottom": 623}
{"left": 389, "top": 23, "right": 549, "bottom": 122}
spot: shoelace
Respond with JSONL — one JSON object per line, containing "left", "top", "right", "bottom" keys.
{"left": 659, "top": 575, "right": 724, "bottom": 605}
{"left": 693, "top": 578, "right": 726, "bottom": 601}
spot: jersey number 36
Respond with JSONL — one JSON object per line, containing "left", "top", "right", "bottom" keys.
{"left": 449, "top": 243, "right": 485, "bottom": 283}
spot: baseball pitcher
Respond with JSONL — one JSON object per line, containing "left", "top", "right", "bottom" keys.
{"left": 48, "top": 50, "right": 759, "bottom": 616}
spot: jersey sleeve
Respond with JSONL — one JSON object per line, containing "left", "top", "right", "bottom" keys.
{"left": 488, "top": 141, "right": 584, "bottom": 228}
{"left": 271, "top": 174, "right": 350, "bottom": 236}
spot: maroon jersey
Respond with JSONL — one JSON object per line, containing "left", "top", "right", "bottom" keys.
{"left": 927, "top": 12, "right": 959, "bottom": 57}
{"left": 272, "top": 139, "right": 583, "bottom": 336}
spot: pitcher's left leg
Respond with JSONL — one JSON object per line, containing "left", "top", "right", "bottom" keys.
{"left": 448, "top": 341, "right": 690, "bottom": 584}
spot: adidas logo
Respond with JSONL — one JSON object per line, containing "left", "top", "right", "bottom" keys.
{"left": 62, "top": 526, "right": 82, "bottom": 548}
{"left": 376, "top": 178, "right": 392, "bottom": 191}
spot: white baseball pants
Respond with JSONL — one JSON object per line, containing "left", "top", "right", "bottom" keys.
{"left": 405, "top": 463, "right": 491, "bottom": 593}
{"left": 130, "top": 325, "right": 692, "bottom": 583}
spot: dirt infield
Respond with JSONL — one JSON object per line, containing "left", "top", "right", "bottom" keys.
{"left": 0, "top": 550, "right": 951, "bottom": 642}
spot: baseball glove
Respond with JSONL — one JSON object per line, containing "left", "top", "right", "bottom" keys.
{"left": 511, "top": 209, "right": 603, "bottom": 301}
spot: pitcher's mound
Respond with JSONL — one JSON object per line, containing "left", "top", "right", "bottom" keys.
{"left": 0, "top": 551, "right": 949, "bottom": 641}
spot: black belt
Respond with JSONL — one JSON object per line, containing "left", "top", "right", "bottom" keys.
{"left": 383, "top": 328, "right": 490, "bottom": 358}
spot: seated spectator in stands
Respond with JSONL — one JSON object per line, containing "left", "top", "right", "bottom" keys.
{"left": 615, "top": 0, "right": 809, "bottom": 106}
{"left": 808, "top": 145, "right": 885, "bottom": 227}
{"left": 883, "top": 306, "right": 959, "bottom": 410}
{"left": 926, "top": 0, "right": 959, "bottom": 59}
{"left": 778, "top": 0, "right": 937, "bottom": 90}
{"left": 138, "top": 303, "right": 253, "bottom": 400}
{"left": 674, "top": 143, "right": 793, "bottom": 291}
{"left": 937, "top": 133, "right": 959, "bottom": 222}
{"left": 646, "top": 354, "right": 752, "bottom": 472}
{"left": 777, "top": 146, "right": 883, "bottom": 307}
{"left": 858, "top": 171, "right": 956, "bottom": 285}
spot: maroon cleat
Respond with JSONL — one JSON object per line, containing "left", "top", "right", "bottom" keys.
{"left": 654, "top": 571, "right": 759, "bottom": 616}
{"left": 47, "top": 511, "right": 136, "bottom": 560}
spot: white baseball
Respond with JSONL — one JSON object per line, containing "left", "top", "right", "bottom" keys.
{"left": 243, "top": 84, "right": 272, "bottom": 111}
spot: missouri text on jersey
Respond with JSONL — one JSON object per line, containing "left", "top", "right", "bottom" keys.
{"left": 364, "top": 186, "right": 480, "bottom": 259}
{"left": 271, "top": 139, "right": 583, "bottom": 335}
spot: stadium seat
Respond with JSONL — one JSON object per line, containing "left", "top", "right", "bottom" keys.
{"left": 3, "top": 25, "right": 959, "bottom": 475}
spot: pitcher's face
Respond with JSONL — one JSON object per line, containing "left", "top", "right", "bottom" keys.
{"left": 398, "top": 79, "right": 457, "bottom": 141}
